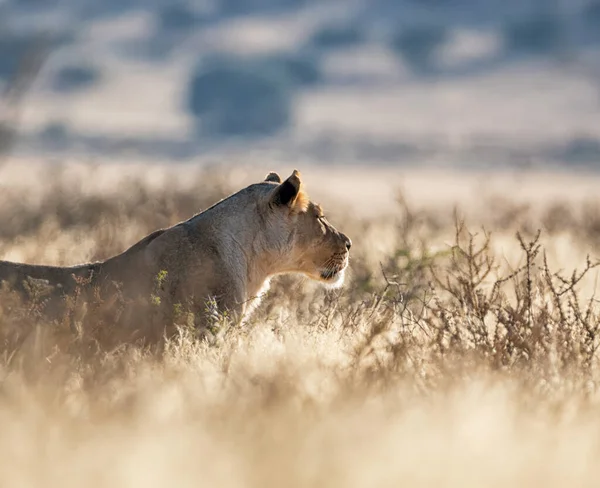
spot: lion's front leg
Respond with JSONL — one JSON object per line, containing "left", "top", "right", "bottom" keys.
{"left": 173, "top": 260, "right": 247, "bottom": 334}
{"left": 187, "top": 284, "right": 246, "bottom": 335}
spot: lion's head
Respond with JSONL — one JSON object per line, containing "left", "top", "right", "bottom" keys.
{"left": 258, "top": 170, "right": 352, "bottom": 288}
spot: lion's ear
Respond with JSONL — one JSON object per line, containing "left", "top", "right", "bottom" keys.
{"left": 264, "top": 172, "right": 282, "bottom": 183}
{"left": 270, "top": 170, "right": 306, "bottom": 210}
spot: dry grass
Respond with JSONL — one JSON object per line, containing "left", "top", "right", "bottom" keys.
{"left": 1, "top": 162, "right": 600, "bottom": 487}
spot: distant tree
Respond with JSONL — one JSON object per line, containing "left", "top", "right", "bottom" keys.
{"left": 407, "top": 0, "right": 451, "bottom": 4}
{"left": 52, "top": 64, "right": 101, "bottom": 93}
{"left": 0, "top": 31, "right": 49, "bottom": 161}
{"left": 502, "top": 13, "right": 564, "bottom": 55}
{"left": 0, "top": 29, "right": 75, "bottom": 81}
{"left": 187, "top": 57, "right": 293, "bottom": 137}
{"left": 390, "top": 24, "right": 448, "bottom": 74}
{"left": 157, "top": 3, "right": 203, "bottom": 33}
{"left": 254, "top": 52, "right": 322, "bottom": 86}
{"left": 559, "top": 135, "right": 600, "bottom": 167}
{"left": 583, "top": 1, "right": 600, "bottom": 34}
{"left": 309, "top": 23, "right": 364, "bottom": 51}
{"left": 216, "top": 0, "right": 310, "bottom": 17}
{"left": 38, "top": 121, "right": 70, "bottom": 150}
{"left": 0, "top": 34, "right": 31, "bottom": 80}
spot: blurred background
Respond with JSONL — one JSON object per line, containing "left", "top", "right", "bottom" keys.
{"left": 1, "top": 0, "right": 600, "bottom": 170}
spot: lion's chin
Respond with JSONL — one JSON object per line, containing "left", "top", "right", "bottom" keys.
{"left": 319, "top": 267, "right": 346, "bottom": 289}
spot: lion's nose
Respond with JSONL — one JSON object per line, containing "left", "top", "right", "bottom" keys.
{"left": 344, "top": 236, "right": 352, "bottom": 251}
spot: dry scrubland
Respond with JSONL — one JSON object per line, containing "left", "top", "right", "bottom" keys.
{"left": 2, "top": 162, "right": 600, "bottom": 486}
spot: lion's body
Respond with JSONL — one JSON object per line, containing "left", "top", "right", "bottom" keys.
{"left": 0, "top": 171, "right": 351, "bottom": 340}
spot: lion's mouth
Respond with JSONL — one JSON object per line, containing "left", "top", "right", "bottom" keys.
{"left": 320, "top": 268, "right": 341, "bottom": 280}
{"left": 319, "top": 257, "right": 348, "bottom": 282}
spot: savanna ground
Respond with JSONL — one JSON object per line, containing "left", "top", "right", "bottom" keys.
{"left": 2, "top": 161, "right": 600, "bottom": 487}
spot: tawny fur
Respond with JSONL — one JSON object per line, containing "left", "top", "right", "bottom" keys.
{"left": 0, "top": 170, "right": 351, "bottom": 338}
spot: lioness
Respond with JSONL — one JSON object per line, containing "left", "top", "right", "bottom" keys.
{"left": 0, "top": 170, "right": 351, "bottom": 335}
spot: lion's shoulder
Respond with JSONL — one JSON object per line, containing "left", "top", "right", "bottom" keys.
{"left": 118, "top": 228, "right": 169, "bottom": 258}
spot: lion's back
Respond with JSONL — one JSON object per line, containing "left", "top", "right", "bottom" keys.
{"left": 0, "top": 260, "right": 100, "bottom": 294}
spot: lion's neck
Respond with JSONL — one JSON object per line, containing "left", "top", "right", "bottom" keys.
{"left": 190, "top": 204, "right": 291, "bottom": 320}
{"left": 219, "top": 229, "right": 289, "bottom": 320}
